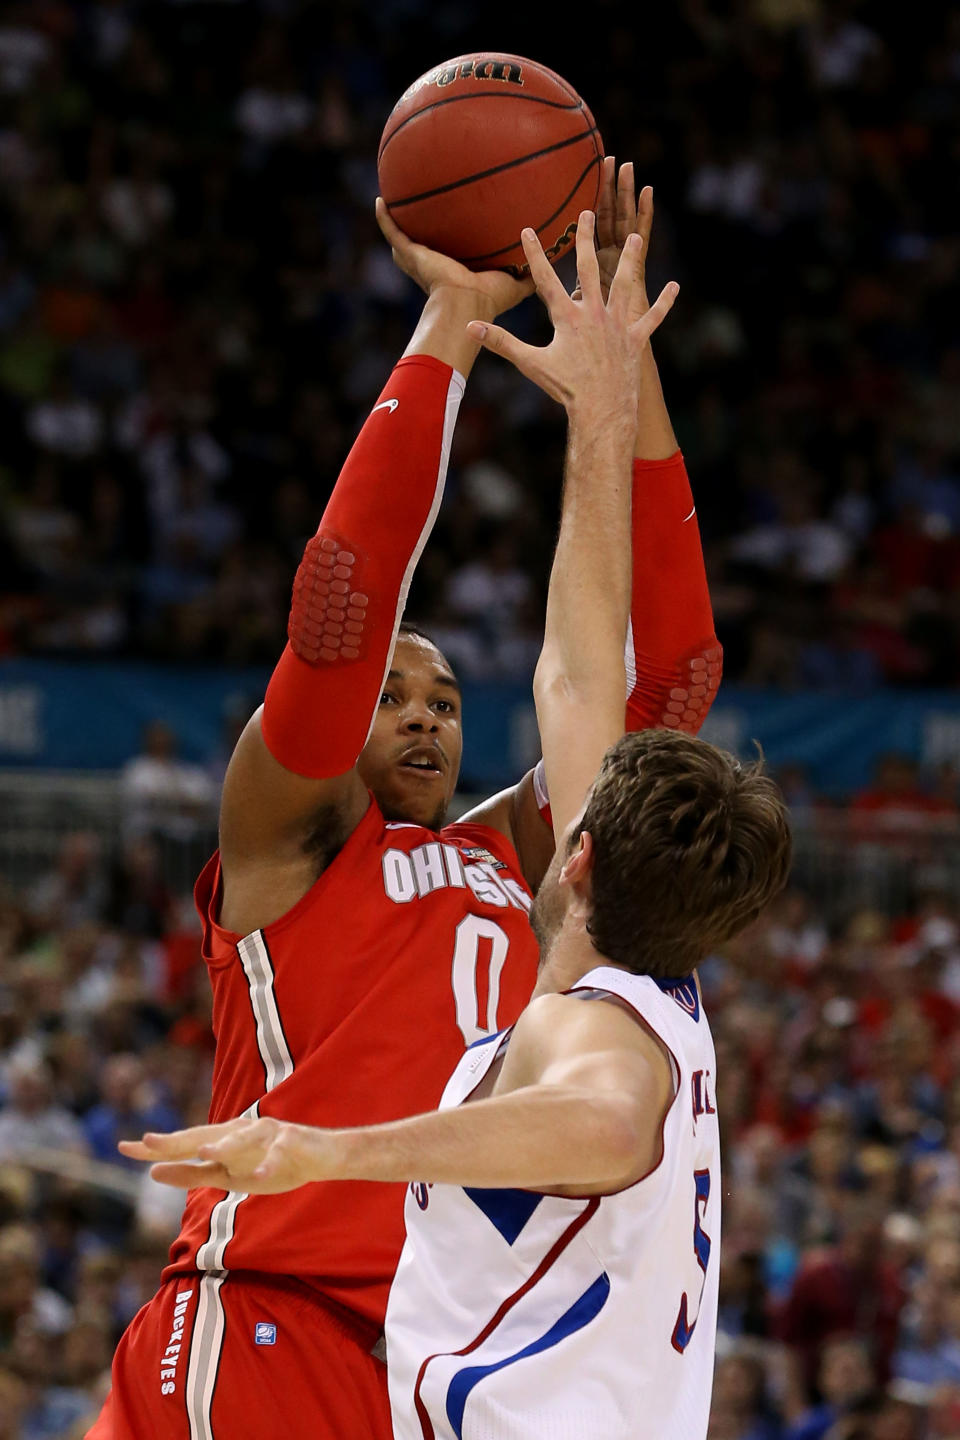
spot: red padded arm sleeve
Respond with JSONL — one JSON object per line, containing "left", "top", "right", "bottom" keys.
{"left": 625, "top": 451, "right": 722, "bottom": 735}
{"left": 261, "top": 354, "right": 464, "bottom": 777}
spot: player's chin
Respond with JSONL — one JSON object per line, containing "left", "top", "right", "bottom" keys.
{"left": 378, "top": 773, "right": 449, "bottom": 831}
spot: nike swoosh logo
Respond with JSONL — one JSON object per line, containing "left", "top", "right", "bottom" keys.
{"left": 683, "top": 505, "right": 697, "bottom": 523}
{"left": 372, "top": 399, "right": 399, "bottom": 415}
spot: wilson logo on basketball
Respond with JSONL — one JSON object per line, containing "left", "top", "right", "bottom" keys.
{"left": 435, "top": 59, "right": 523, "bottom": 88}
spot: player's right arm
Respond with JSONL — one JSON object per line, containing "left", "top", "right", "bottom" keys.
{"left": 218, "top": 217, "right": 532, "bottom": 935}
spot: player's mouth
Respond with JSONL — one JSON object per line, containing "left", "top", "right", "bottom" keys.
{"left": 398, "top": 745, "right": 445, "bottom": 778}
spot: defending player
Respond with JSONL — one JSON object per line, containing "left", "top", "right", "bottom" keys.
{"left": 124, "top": 221, "right": 792, "bottom": 1439}
{"left": 88, "top": 165, "right": 719, "bottom": 1440}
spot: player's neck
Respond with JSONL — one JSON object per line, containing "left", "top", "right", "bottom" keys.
{"left": 530, "top": 920, "right": 596, "bottom": 999}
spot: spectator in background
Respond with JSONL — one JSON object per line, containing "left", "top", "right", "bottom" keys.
{"left": 24, "top": 364, "right": 104, "bottom": 462}
{"left": 443, "top": 523, "right": 536, "bottom": 650}
{"left": 118, "top": 719, "right": 216, "bottom": 843}
{"left": 778, "top": 1195, "right": 906, "bottom": 1388}
{"left": 892, "top": 1274, "right": 960, "bottom": 1389}
{"left": 852, "top": 753, "right": 958, "bottom": 838}
{"left": 0, "top": 1057, "right": 88, "bottom": 1163}
{"left": 25, "top": 832, "right": 108, "bottom": 932}
{"left": 708, "top": 1345, "right": 783, "bottom": 1439}
{"left": 0, "top": 1365, "right": 28, "bottom": 1440}
{"left": 781, "top": 1335, "right": 878, "bottom": 1440}
{"left": 105, "top": 836, "right": 172, "bottom": 940}
{"left": 0, "top": 1221, "right": 73, "bottom": 1348}
{"left": 81, "top": 1054, "right": 181, "bottom": 1169}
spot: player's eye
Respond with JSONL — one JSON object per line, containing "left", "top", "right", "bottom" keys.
{"left": 380, "top": 691, "right": 397, "bottom": 706}
{"left": 432, "top": 699, "right": 456, "bottom": 713}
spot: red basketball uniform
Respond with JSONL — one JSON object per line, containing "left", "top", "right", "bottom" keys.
{"left": 89, "top": 798, "right": 539, "bottom": 1439}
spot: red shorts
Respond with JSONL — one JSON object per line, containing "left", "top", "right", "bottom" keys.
{"left": 85, "top": 1272, "right": 392, "bottom": 1440}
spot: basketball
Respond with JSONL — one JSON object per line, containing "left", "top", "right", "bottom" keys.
{"left": 377, "top": 54, "right": 603, "bottom": 275}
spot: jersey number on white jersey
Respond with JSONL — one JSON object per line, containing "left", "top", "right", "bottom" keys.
{"left": 671, "top": 1168, "right": 712, "bottom": 1353}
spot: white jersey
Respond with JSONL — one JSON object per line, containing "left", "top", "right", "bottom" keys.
{"left": 385, "top": 965, "right": 720, "bottom": 1440}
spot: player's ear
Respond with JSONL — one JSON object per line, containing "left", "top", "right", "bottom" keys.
{"left": 559, "top": 829, "right": 594, "bottom": 891}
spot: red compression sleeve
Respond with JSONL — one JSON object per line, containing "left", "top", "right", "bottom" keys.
{"left": 262, "top": 355, "right": 463, "bottom": 777}
{"left": 625, "top": 451, "right": 722, "bottom": 735}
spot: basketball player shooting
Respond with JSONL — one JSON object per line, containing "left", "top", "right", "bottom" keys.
{"left": 88, "top": 162, "right": 722, "bottom": 1440}
{"left": 125, "top": 220, "right": 792, "bottom": 1439}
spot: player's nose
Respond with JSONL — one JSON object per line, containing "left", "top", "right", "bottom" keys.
{"left": 398, "top": 698, "right": 438, "bottom": 733}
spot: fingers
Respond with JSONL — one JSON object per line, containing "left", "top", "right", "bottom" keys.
{"left": 573, "top": 211, "right": 602, "bottom": 305}
{"left": 375, "top": 196, "right": 405, "bottom": 249}
{"left": 251, "top": 1141, "right": 287, "bottom": 1180}
{"left": 466, "top": 320, "right": 541, "bottom": 374}
{"left": 119, "top": 1125, "right": 232, "bottom": 1161}
{"left": 607, "top": 232, "right": 645, "bottom": 320}
{"left": 519, "top": 226, "right": 569, "bottom": 317}
{"left": 466, "top": 319, "right": 566, "bottom": 404}
{"left": 118, "top": 1140, "right": 156, "bottom": 1160}
{"left": 631, "top": 280, "right": 679, "bottom": 345}
{"left": 596, "top": 155, "right": 617, "bottom": 250}
{"left": 149, "top": 1160, "right": 234, "bottom": 1191}
{"left": 636, "top": 184, "right": 654, "bottom": 250}
{"left": 375, "top": 197, "right": 421, "bottom": 282}
{"left": 615, "top": 162, "right": 637, "bottom": 248}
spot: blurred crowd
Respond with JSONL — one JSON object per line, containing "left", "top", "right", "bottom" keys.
{"left": 0, "top": 0, "right": 958, "bottom": 685}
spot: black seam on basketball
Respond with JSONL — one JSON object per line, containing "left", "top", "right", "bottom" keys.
{"left": 458, "top": 153, "right": 603, "bottom": 263}
{"left": 384, "top": 126, "right": 601, "bottom": 209}
{"left": 378, "top": 91, "right": 586, "bottom": 164}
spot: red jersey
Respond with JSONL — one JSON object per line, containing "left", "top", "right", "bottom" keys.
{"left": 163, "top": 797, "right": 539, "bottom": 1327}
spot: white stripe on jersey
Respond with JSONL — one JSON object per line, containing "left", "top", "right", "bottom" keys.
{"left": 185, "top": 1274, "right": 226, "bottom": 1440}
{"left": 624, "top": 615, "right": 637, "bottom": 699}
{"left": 193, "top": 1100, "right": 258, "bottom": 1273}
{"left": 195, "top": 931, "right": 293, "bottom": 1274}
{"left": 362, "top": 366, "right": 465, "bottom": 750}
{"left": 237, "top": 931, "right": 295, "bottom": 1091}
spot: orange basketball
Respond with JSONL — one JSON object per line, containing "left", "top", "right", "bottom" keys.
{"left": 377, "top": 53, "right": 603, "bottom": 275}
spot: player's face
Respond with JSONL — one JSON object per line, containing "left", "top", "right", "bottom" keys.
{"left": 529, "top": 844, "right": 566, "bottom": 963}
{"left": 529, "top": 803, "right": 591, "bottom": 965}
{"left": 357, "top": 634, "right": 463, "bottom": 831}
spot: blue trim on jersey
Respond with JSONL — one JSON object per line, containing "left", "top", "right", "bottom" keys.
{"left": 467, "top": 1027, "right": 506, "bottom": 1051}
{"left": 445, "top": 1272, "right": 611, "bottom": 1438}
{"left": 462, "top": 1187, "right": 543, "bottom": 1245}
{"left": 654, "top": 975, "right": 700, "bottom": 1021}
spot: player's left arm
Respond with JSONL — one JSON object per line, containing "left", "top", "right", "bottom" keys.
{"left": 119, "top": 991, "right": 674, "bottom": 1194}
{"left": 615, "top": 165, "right": 722, "bottom": 736}
{"left": 460, "top": 164, "right": 719, "bottom": 881}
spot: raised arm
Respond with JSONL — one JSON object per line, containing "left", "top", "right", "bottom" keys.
{"left": 218, "top": 213, "right": 531, "bottom": 934}
{"left": 468, "top": 214, "right": 678, "bottom": 838}
{"left": 614, "top": 168, "right": 722, "bottom": 737}
{"left": 461, "top": 164, "right": 717, "bottom": 876}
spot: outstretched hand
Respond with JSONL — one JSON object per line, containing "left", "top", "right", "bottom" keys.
{"left": 587, "top": 158, "right": 654, "bottom": 320}
{"left": 466, "top": 210, "right": 677, "bottom": 420}
{"left": 119, "top": 1116, "right": 340, "bottom": 1195}
{"left": 376, "top": 198, "right": 534, "bottom": 319}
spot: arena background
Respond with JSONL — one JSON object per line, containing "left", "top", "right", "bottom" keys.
{"left": 1, "top": 2, "right": 959, "bottom": 1436}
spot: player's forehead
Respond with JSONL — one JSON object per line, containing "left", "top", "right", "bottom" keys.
{"left": 389, "top": 632, "right": 459, "bottom": 690}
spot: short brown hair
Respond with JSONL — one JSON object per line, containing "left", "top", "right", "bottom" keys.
{"left": 577, "top": 729, "right": 791, "bottom": 977}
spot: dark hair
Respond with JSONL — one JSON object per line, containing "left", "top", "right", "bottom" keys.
{"left": 395, "top": 620, "right": 459, "bottom": 681}
{"left": 397, "top": 619, "right": 441, "bottom": 650}
{"left": 577, "top": 729, "right": 792, "bottom": 977}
